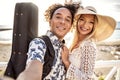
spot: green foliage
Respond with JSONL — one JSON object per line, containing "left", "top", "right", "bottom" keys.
{"left": 98, "top": 76, "right": 105, "bottom": 80}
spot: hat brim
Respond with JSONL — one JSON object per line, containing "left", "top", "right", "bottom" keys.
{"left": 75, "top": 9, "right": 116, "bottom": 41}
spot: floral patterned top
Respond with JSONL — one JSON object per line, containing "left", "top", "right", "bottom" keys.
{"left": 26, "top": 30, "right": 66, "bottom": 80}
{"left": 66, "top": 40, "right": 97, "bottom": 80}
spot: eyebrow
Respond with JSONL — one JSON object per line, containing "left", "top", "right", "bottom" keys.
{"left": 80, "top": 15, "right": 95, "bottom": 21}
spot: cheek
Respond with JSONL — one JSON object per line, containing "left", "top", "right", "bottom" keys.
{"left": 67, "top": 25, "right": 71, "bottom": 30}
{"left": 89, "top": 25, "right": 94, "bottom": 33}
{"left": 50, "top": 20, "right": 55, "bottom": 28}
{"left": 66, "top": 23, "right": 72, "bottom": 30}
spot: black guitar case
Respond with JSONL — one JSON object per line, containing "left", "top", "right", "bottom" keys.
{"left": 4, "top": 2, "right": 38, "bottom": 79}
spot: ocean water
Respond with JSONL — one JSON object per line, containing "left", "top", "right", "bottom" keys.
{"left": 0, "top": 30, "right": 12, "bottom": 41}
{"left": 106, "top": 22, "right": 120, "bottom": 41}
{"left": 106, "top": 29, "right": 120, "bottom": 41}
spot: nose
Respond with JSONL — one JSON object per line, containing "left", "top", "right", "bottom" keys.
{"left": 60, "top": 19, "right": 65, "bottom": 24}
{"left": 83, "top": 22, "right": 88, "bottom": 28}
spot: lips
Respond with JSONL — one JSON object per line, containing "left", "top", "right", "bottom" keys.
{"left": 80, "top": 26, "right": 89, "bottom": 31}
{"left": 56, "top": 26, "right": 66, "bottom": 30}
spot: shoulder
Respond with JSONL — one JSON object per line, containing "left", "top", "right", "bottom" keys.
{"left": 30, "top": 38, "right": 45, "bottom": 44}
{"left": 81, "top": 39, "right": 97, "bottom": 49}
{"left": 80, "top": 39, "right": 97, "bottom": 55}
{"left": 29, "top": 38, "right": 46, "bottom": 48}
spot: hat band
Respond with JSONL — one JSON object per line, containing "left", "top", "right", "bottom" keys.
{"left": 88, "top": 9, "right": 96, "bottom": 13}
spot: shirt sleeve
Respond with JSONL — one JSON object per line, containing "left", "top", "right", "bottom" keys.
{"left": 66, "top": 41, "right": 97, "bottom": 80}
{"left": 26, "top": 38, "right": 47, "bottom": 64}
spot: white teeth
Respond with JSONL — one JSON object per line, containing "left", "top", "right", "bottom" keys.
{"left": 57, "top": 26, "right": 66, "bottom": 30}
{"left": 80, "top": 27, "right": 88, "bottom": 31}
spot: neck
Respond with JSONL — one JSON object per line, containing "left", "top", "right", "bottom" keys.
{"left": 78, "top": 34, "right": 86, "bottom": 42}
{"left": 58, "top": 37, "right": 63, "bottom": 41}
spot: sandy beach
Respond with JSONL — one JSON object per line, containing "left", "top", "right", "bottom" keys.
{"left": 0, "top": 43, "right": 12, "bottom": 62}
{"left": 0, "top": 43, "right": 11, "bottom": 77}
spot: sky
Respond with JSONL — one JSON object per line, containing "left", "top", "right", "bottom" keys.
{"left": 0, "top": 0, "right": 120, "bottom": 43}
{"left": 82, "top": 0, "right": 120, "bottom": 22}
{"left": 0, "top": 0, "right": 64, "bottom": 35}
{"left": 0, "top": 0, "right": 120, "bottom": 26}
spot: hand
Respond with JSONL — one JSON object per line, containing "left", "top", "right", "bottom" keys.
{"left": 61, "top": 45, "right": 70, "bottom": 69}
{"left": 17, "top": 60, "right": 43, "bottom": 80}
{"left": 61, "top": 45, "right": 69, "bottom": 62}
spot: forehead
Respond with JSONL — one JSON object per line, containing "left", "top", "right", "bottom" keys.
{"left": 53, "top": 7, "right": 72, "bottom": 17}
{"left": 80, "top": 14, "right": 95, "bottom": 19}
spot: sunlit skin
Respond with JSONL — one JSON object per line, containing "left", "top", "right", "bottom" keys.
{"left": 77, "top": 14, "right": 95, "bottom": 38}
{"left": 61, "top": 14, "right": 96, "bottom": 70}
{"left": 49, "top": 8, "right": 72, "bottom": 40}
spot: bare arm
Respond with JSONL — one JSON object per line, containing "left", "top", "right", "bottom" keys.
{"left": 17, "top": 38, "right": 46, "bottom": 80}
{"left": 17, "top": 60, "right": 43, "bottom": 80}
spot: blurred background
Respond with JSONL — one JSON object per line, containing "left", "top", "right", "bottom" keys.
{"left": 0, "top": 0, "right": 120, "bottom": 43}
{"left": 0, "top": 0, "right": 120, "bottom": 80}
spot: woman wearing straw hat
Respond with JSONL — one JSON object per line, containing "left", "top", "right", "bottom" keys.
{"left": 61, "top": 6, "right": 116, "bottom": 80}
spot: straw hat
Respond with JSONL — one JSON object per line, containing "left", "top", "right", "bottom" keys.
{"left": 75, "top": 6, "right": 116, "bottom": 41}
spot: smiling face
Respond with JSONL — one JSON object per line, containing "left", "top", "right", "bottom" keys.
{"left": 77, "top": 14, "right": 95, "bottom": 36}
{"left": 49, "top": 7, "right": 72, "bottom": 40}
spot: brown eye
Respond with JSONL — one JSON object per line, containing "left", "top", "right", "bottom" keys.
{"left": 56, "top": 16, "right": 61, "bottom": 19}
{"left": 78, "top": 18, "right": 84, "bottom": 23}
{"left": 90, "top": 21, "right": 94, "bottom": 24}
{"left": 65, "top": 18, "right": 71, "bottom": 23}
{"left": 79, "top": 18, "right": 84, "bottom": 21}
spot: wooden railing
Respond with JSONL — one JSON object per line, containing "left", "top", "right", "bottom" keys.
{"left": 95, "top": 60, "right": 120, "bottom": 80}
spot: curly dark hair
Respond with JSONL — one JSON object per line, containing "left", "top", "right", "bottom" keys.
{"left": 44, "top": 3, "right": 80, "bottom": 24}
